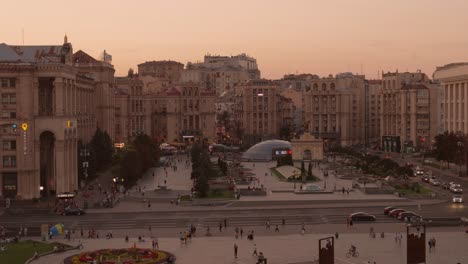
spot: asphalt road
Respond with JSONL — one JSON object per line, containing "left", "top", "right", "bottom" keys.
{"left": 1, "top": 202, "right": 465, "bottom": 234}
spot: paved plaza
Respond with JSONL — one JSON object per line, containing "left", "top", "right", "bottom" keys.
{"left": 32, "top": 228, "right": 468, "bottom": 264}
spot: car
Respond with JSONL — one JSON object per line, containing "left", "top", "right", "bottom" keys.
{"left": 349, "top": 212, "right": 376, "bottom": 221}
{"left": 453, "top": 195, "right": 463, "bottom": 203}
{"left": 384, "top": 206, "right": 397, "bottom": 215}
{"left": 450, "top": 184, "right": 463, "bottom": 194}
{"left": 397, "top": 212, "right": 420, "bottom": 221}
{"left": 422, "top": 176, "right": 430, "bottom": 183}
{"left": 441, "top": 182, "right": 450, "bottom": 190}
{"left": 62, "top": 208, "right": 85, "bottom": 216}
{"left": 414, "top": 170, "right": 424, "bottom": 177}
{"left": 430, "top": 180, "right": 440, "bottom": 186}
{"left": 389, "top": 209, "right": 406, "bottom": 218}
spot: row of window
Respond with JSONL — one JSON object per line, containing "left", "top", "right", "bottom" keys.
{"left": 2, "top": 140, "right": 16, "bottom": 150}
{"left": 1, "top": 94, "right": 16, "bottom": 104}
{"left": 3, "top": 156, "right": 16, "bottom": 168}
{"left": 1, "top": 110, "right": 16, "bottom": 119}
{"left": 1, "top": 78, "right": 16, "bottom": 88}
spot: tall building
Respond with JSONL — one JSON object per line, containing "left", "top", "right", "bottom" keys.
{"left": 303, "top": 73, "right": 367, "bottom": 147}
{"left": 366, "top": 80, "right": 382, "bottom": 146}
{"left": 182, "top": 54, "right": 260, "bottom": 95}
{"left": 0, "top": 37, "right": 114, "bottom": 199}
{"left": 433, "top": 63, "right": 468, "bottom": 134}
{"left": 152, "top": 84, "right": 216, "bottom": 143}
{"left": 233, "top": 80, "right": 293, "bottom": 144}
{"left": 380, "top": 71, "right": 442, "bottom": 152}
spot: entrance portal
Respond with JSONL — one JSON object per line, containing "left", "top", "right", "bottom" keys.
{"left": 40, "top": 131, "right": 55, "bottom": 196}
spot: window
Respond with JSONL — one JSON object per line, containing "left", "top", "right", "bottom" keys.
{"left": 1, "top": 94, "right": 8, "bottom": 104}
{"left": 1, "top": 79, "right": 8, "bottom": 88}
{"left": 10, "top": 94, "right": 16, "bottom": 104}
{"left": 1, "top": 110, "right": 8, "bottom": 119}
{"left": 10, "top": 112, "right": 16, "bottom": 119}
{"left": 10, "top": 78, "right": 16, "bottom": 88}
{"left": 3, "top": 156, "right": 16, "bottom": 167}
{"left": 2, "top": 141, "right": 9, "bottom": 150}
{"left": 2, "top": 140, "right": 15, "bottom": 150}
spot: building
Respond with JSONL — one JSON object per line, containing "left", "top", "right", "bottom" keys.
{"left": 380, "top": 71, "right": 442, "bottom": 153}
{"left": 215, "top": 90, "right": 236, "bottom": 141}
{"left": 137, "top": 60, "right": 184, "bottom": 85}
{"left": 433, "top": 63, "right": 468, "bottom": 134}
{"left": 233, "top": 80, "right": 293, "bottom": 144}
{"left": 152, "top": 84, "right": 216, "bottom": 144}
{"left": 366, "top": 80, "right": 382, "bottom": 146}
{"left": 303, "top": 73, "right": 367, "bottom": 147}
{"left": 182, "top": 54, "right": 261, "bottom": 95}
{"left": 0, "top": 37, "right": 114, "bottom": 199}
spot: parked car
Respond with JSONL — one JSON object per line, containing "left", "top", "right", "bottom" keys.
{"left": 389, "top": 209, "right": 406, "bottom": 218}
{"left": 422, "top": 176, "right": 430, "bottom": 183}
{"left": 384, "top": 206, "right": 397, "bottom": 215}
{"left": 349, "top": 212, "right": 376, "bottom": 221}
{"left": 397, "top": 212, "right": 420, "bottom": 221}
{"left": 453, "top": 195, "right": 463, "bottom": 203}
{"left": 62, "top": 208, "right": 85, "bottom": 216}
{"left": 430, "top": 179, "right": 441, "bottom": 186}
{"left": 441, "top": 182, "right": 450, "bottom": 190}
{"left": 450, "top": 184, "right": 463, "bottom": 194}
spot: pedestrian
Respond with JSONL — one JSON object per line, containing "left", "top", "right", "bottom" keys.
{"left": 224, "top": 219, "right": 227, "bottom": 228}
{"left": 432, "top": 237, "right": 436, "bottom": 251}
{"left": 275, "top": 225, "right": 279, "bottom": 232}
{"left": 240, "top": 228, "right": 244, "bottom": 239}
{"left": 301, "top": 223, "right": 306, "bottom": 235}
{"left": 154, "top": 236, "right": 159, "bottom": 249}
{"left": 350, "top": 219, "right": 353, "bottom": 227}
{"left": 342, "top": 187, "right": 345, "bottom": 194}
{"left": 369, "top": 227, "right": 374, "bottom": 236}
{"left": 252, "top": 244, "right": 258, "bottom": 256}
{"left": 346, "top": 188, "right": 350, "bottom": 195}
{"left": 219, "top": 222, "right": 223, "bottom": 232}
{"left": 80, "top": 227, "right": 84, "bottom": 238}
{"left": 234, "top": 243, "right": 238, "bottom": 259}
{"left": 282, "top": 219, "right": 285, "bottom": 226}
{"left": 24, "top": 227, "right": 28, "bottom": 237}
{"left": 266, "top": 221, "right": 270, "bottom": 230}
{"left": 179, "top": 232, "right": 184, "bottom": 244}
{"left": 428, "top": 239, "right": 432, "bottom": 253}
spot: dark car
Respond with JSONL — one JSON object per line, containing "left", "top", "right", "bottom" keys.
{"left": 384, "top": 206, "right": 397, "bottom": 215}
{"left": 349, "top": 212, "right": 376, "bottom": 221}
{"left": 389, "top": 209, "right": 406, "bottom": 218}
{"left": 397, "top": 212, "right": 420, "bottom": 221}
{"left": 62, "top": 208, "right": 85, "bottom": 216}
{"left": 441, "top": 182, "right": 450, "bottom": 190}
{"left": 422, "top": 176, "right": 430, "bottom": 183}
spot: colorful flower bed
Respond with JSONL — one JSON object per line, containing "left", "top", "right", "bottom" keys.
{"left": 63, "top": 248, "right": 175, "bottom": 264}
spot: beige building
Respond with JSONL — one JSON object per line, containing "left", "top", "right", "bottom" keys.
{"left": 366, "top": 80, "right": 382, "bottom": 145}
{"left": 182, "top": 54, "right": 261, "bottom": 95}
{"left": 152, "top": 84, "right": 216, "bottom": 143}
{"left": 303, "top": 73, "right": 367, "bottom": 147}
{"left": 233, "top": 80, "right": 293, "bottom": 144}
{"left": 380, "top": 71, "right": 442, "bottom": 152}
{"left": 0, "top": 38, "right": 114, "bottom": 199}
{"left": 433, "top": 63, "right": 468, "bottom": 133}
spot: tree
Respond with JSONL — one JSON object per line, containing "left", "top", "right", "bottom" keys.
{"left": 89, "top": 128, "right": 113, "bottom": 171}
{"left": 133, "top": 134, "right": 159, "bottom": 171}
{"left": 217, "top": 111, "right": 232, "bottom": 135}
{"left": 232, "top": 120, "right": 244, "bottom": 143}
{"left": 434, "top": 131, "right": 459, "bottom": 168}
{"left": 280, "top": 124, "right": 292, "bottom": 141}
{"left": 119, "top": 150, "right": 143, "bottom": 188}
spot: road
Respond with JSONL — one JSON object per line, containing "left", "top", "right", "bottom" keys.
{"left": 1, "top": 202, "right": 465, "bottom": 235}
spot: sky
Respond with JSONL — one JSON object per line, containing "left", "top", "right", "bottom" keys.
{"left": 1, "top": 0, "right": 468, "bottom": 79}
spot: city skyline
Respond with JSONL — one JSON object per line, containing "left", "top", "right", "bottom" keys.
{"left": 1, "top": 0, "right": 468, "bottom": 79}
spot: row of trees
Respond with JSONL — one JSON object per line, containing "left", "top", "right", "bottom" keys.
{"left": 116, "top": 134, "right": 160, "bottom": 188}
{"left": 77, "top": 128, "right": 113, "bottom": 183}
{"left": 190, "top": 142, "right": 212, "bottom": 197}
{"left": 433, "top": 131, "right": 468, "bottom": 169}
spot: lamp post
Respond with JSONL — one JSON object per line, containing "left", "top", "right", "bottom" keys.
{"left": 80, "top": 147, "right": 90, "bottom": 182}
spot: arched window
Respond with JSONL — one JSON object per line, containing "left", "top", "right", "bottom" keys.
{"left": 313, "top": 83, "right": 318, "bottom": 92}
{"left": 330, "top": 83, "right": 335, "bottom": 91}
{"left": 322, "top": 83, "right": 327, "bottom": 91}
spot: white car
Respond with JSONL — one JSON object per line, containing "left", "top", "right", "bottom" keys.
{"left": 450, "top": 184, "right": 463, "bottom": 194}
{"left": 453, "top": 195, "right": 463, "bottom": 203}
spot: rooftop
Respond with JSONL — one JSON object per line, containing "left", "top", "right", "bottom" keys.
{"left": 0, "top": 43, "right": 67, "bottom": 63}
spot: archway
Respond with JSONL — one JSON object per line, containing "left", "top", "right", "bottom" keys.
{"left": 40, "top": 131, "right": 55, "bottom": 196}
{"left": 303, "top": 149, "right": 312, "bottom": 160}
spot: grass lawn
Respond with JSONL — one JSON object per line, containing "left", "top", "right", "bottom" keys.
{"left": 270, "top": 167, "right": 286, "bottom": 181}
{"left": 395, "top": 187, "right": 432, "bottom": 195}
{"left": 0, "top": 240, "right": 66, "bottom": 264}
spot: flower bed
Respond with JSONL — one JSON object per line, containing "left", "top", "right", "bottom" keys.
{"left": 63, "top": 248, "right": 175, "bottom": 264}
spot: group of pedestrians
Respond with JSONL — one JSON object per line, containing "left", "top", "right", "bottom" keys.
{"left": 233, "top": 242, "right": 268, "bottom": 263}
{"left": 428, "top": 237, "right": 437, "bottom": 252}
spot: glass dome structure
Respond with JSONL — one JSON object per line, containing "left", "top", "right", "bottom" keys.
{"left": 242, "top": 140, "right": 291, "bottom": 161}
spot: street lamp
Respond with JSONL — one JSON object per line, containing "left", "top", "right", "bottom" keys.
{"left": 80, "top": 147, "right": 90, "bottom": 181}
{"left": 458, "top": 141, "right": 464, "bottom": 177}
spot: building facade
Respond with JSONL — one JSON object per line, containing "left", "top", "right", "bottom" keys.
{"left": 433, "top": 63, "right": 468, "bottom": 134}
{"left": 303, "top": 73, "right": 367, "bottom": 147}
{"left": 380, "top": 71, "right": 442, "bottom": 152}
{"left": 233, "top": 80, "right": 293, "bottom": 144}
{"left": 0, "top": 38, "right": 114, "bottom": 199}
{"left": 182, "top": 54, "right": 261, "bottom": 95}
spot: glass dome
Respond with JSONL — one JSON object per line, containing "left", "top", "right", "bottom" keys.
{"left": 242, "top": 140, "right": 291, "bottom": 161}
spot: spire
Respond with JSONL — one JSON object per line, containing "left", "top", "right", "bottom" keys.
{"left": 64, "top": 34, "right": 68, "bottom": 44}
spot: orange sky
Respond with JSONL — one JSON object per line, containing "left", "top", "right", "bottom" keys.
{"left": 1, "top": 0, "right": 468, "bottom": 79}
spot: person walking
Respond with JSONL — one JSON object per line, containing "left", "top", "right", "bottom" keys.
{"left": 224, "top": 219, "right": 228, "bottom": 228}
{"left": 428, "top": 239, "right": 432, "bottom": 253}
{"left": 431, "top": 237, "right": 436, "bottom": 252}
{"left": 275, "top": 225, "right": 279, "bottom": 232}
{"left": 266, "top": 221, "right": 270, "bottom": 230}
{"left": 282, "top": 219, "right": 285, "bottom": 226}
{"left": 252, "top": 244, "right": 258, "bottom": 256}
{"left": 219, "top": 222, "right": 223, "bottom": 232}
{"left": 234, "top": 243, "right": 238, "bottom": 259}
{"left": 240, "top": 228, "right": 244, "bottom": 239}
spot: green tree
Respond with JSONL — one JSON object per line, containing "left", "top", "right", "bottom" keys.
{"left": 89, "top": 128, "right": 113, "bottom": 171}
{"left": 434, "top": 131, "right": 459, "bottom": 168}
{"left": 280, "top": 124, "right": 292, "bottom": 141}
{"left": 133, "top": 134, "right": 159, "bottom": 171}
{"left": 119, "top": 150, "right": 143, "bottom": 188}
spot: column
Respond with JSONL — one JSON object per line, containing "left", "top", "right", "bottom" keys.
{"left": 55, "top": 140, "right": 65, "bottom": 194}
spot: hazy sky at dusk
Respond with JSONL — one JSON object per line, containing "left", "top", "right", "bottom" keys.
{"left": 1, "top": 0, "right": 468, "bottom": 79}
